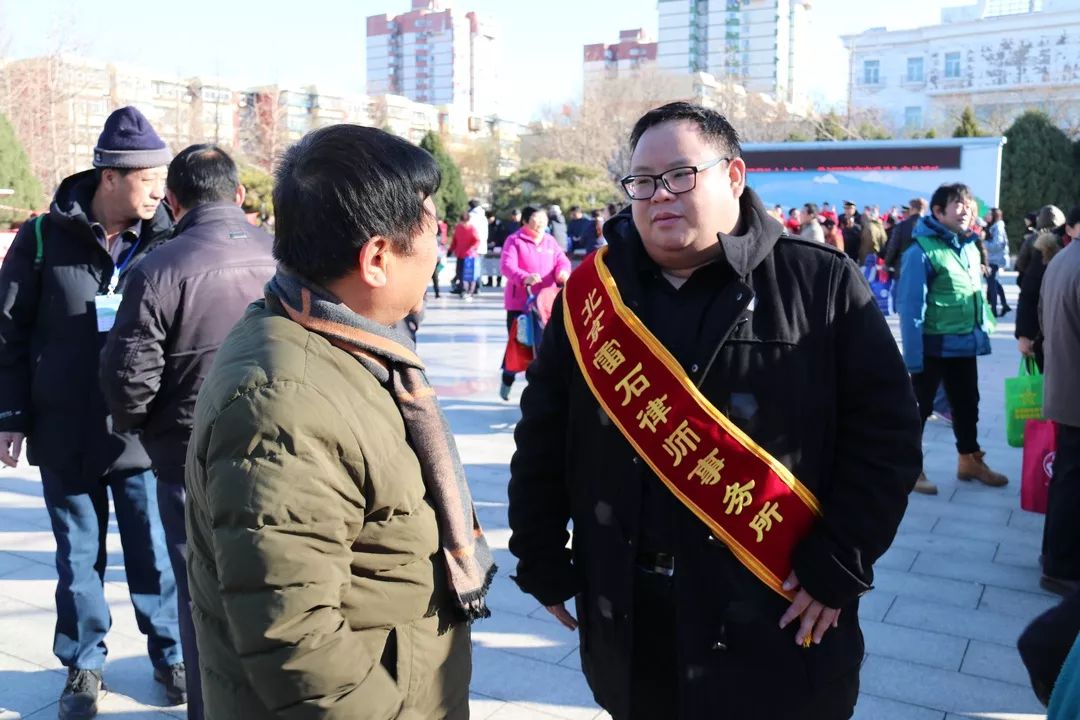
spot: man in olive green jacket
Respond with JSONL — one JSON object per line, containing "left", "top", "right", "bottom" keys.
{"left": 186, "top": 125, "right": 494, "bottom": 719}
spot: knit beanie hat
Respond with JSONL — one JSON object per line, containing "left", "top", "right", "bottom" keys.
{"left": 93, "top": 106, "right": 172, "bottom": 169}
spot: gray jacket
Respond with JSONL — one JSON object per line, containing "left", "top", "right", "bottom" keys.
{"left": 100, "top": 202, "right": 276, "bottom": 471}
{"left": 1040, "top": 241, "right": 1080, "bottom": 427}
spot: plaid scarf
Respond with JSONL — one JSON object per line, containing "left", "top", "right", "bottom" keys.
{"left": 266, "top": 268, "right": 495, "bottom": 622}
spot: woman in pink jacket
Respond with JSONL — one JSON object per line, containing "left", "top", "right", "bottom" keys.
{"left": 498, "top": 205, "right": 571, "bottom": 400}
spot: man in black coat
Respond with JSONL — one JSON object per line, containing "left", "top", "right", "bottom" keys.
{"left": 507, "top": 103, "right": 921, "bottom": 720}
{"left": 0, "top": 106, "right": 184, "bottom": 719}
{"left": 99, "top": 144, "right": 276, "bottom": 719}
{"left": 883, "top": 197, "right": 926, "bottom": 279}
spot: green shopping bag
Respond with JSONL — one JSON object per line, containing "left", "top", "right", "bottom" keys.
{"left": 1005, "top": 357, "right": 1044, "bottom": 447}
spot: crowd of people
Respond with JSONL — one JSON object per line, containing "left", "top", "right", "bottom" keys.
{"left": 0, "top": 99, "right": 1078, "bottom": 720}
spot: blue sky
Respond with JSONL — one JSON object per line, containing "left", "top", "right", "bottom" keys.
{"left": 0, "top": 0, "right": 975, "bottom": 122}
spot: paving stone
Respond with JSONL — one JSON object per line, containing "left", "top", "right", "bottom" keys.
{"left": 978, "top": 586, "right": 1059, "bottom": 620}
{"left": 933, "top": 518, "right": 1041, "bottom": 549}
{"left": 960, "top": 640, "right": 1034, "bottom": 687}
{"left": 911, "top": 553, "right": 1045, "bottom": 594}
{"left": 472, "top": 608, "right": 579, "bottom": 665}
{"left": 862, "top": 619, "right": 968, "bottom": 671}
{"left": 860, "top": 655, "right": 1045, "bottom": 715}
{"left": 891, "top": 532, "right": 998, "bottom": 562}
{"left": 1007, "top": 510, "right": 1046, "bottom": 533}
{"left": 470, "top": 645, "right": 599, "bottom": 720}
{"left": 0, "top": 650, "right": 65, "bottom": 718}
{"left": 872, "top": 568, "right": 983, "bottom": 609}
{"left": 857, "top": 591, "right": 897, "bottom": 623}
{"left": 904, "top": 494, "right": 1013, "bottom": 525}
{"left": 876, "top": 545, "right": 918, "bottom": 571}
{"left": 852, "top": 693, "right": 945, "bottom": 720}
{"left": 994, "top": 543, "right": 1042, "bottom": 570}
{"left": 885, "top": 597, "right": 1030, "bottom": 647}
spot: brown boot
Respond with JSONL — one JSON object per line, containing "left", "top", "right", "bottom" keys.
{"left": 912, "top": 471, "right": 938, "bottom": 495}
{"left": 957, "top": 451, "right": 1008, "bottom": 487}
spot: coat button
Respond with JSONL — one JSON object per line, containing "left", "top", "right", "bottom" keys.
{"left": 706, "top": 534, "right": 718, "bottom": 544}
{"left": 632, "top": 457, "right": 640, "bottom": 465}
{"left": 711, "top": 640, "right": 727, "bottom": 651}
{"left": 691, "top": 363, "right": 700, "bottom": 373}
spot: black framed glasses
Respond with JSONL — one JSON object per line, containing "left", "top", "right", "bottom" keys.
{"left": 620, "top": 157, "right": 731, "bottom": 201}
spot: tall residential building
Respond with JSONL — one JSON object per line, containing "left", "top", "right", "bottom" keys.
{"left": 656, "top": 0, "right": 811, "bottom": 105}
{"left": 843, "top": 0, "right": 1080, "bottom": 134}
{"left": 583, "top": 29, "right": 659, "bottom": 88}
{"left": 366, "top": 0, "right": 499, "bottom": 119}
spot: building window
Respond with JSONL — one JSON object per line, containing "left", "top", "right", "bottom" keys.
{"left": 945, "top": 52, "right": 961, "bottom": 79}
{"left": 863, "top": 60, "right": 880, "bottom": 85}
{"left": 906, "top": 57, "right": 924, "bottom": 83}
{"left": 905, "top": 106, "right": 923, "bottom": 128}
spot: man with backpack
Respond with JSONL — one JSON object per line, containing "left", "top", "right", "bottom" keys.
{"left": 0, "top": 106, "right": 184, "bottom": 719}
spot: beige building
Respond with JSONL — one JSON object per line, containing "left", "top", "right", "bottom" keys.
{"left": 843, "top": 0, "right": 1080, "bottom": 134}
{"left": 0, "top": 55, "right": 373, "bottom": 188}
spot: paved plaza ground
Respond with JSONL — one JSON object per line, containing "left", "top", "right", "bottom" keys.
{"left": 0, "top": 273, "right": 1057, "bottom": 719}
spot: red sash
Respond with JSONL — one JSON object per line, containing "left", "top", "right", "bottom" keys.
{"left": 563, "top": 247, "right": 822, "bottom": 600}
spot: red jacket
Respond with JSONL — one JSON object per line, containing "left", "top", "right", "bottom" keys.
{"left": 451, "top": 222, "right": 479, "bottom": 259}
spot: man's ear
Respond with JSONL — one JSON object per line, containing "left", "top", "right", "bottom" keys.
{"left": 235, "top": 184, "right": 247, "bottom": 208}
{"left": 165, "top": 189, "right": 181, "bottom": 216}
{"left": 728, "top": 157, "right": 747, "bottom": 197}
{"left": 357, "top": 237, "right": 391, "bottom": 288}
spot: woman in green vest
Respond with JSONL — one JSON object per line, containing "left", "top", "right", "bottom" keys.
{"left": 896, "top": 182, "right": 1008, "bottom": 496}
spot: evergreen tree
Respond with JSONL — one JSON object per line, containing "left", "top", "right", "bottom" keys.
{"left": 419, "top": 132, "right": 468, "bottom": 223}
{"left": 493, "top": 159, "right": 620, "bottom": 215}
{"left": 953, "top": 107, "right": 986, "bottom": 138}
{"left": 1000, "top": 111, "right": 1079, "bottom": 251}
{"left": 0, "top": 113, "right": 44, "bottom": 225}
{"left": 238, "top": 165, "right": 274, "bottom": 226}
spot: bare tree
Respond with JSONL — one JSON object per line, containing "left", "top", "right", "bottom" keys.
{"left": 0, "top": 9, "right": 90, "bottom": 194}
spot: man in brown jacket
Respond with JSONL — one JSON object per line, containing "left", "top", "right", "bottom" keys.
{"left": 100, "top": 144, "right": 276, "bottom": 718}
{"left": 185, "top": 125, "right": 491, "bottom": 719}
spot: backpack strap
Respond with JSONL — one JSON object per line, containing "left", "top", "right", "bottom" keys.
{"left": 32, "top": 215, "right": 45, "bottom": 270}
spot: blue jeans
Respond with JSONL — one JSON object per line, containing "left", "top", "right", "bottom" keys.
{"left": 40, "top": 467, "right": 181, "bottom": 671}
{"left": 987, "top": 264, "right": 1008, "bottom": 315}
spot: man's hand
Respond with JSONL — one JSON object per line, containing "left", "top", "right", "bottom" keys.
{"left": 778, "top": 571, "right": 841, "bottom": 646}
{"left": 545, "top": 603, "right": 579, "bottom": 631}
{"left": 0, "top": 432, "right": 25, "bottom": 468}
{"left": 1018, "top": 336, "right": 1036, "bottom": 358}
{"left": 555, "top": 270, "right": 570, "bottom": 285}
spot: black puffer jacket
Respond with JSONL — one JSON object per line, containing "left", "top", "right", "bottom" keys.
{"left": 0, "top": 170, "right": 172, "bottom": 486}
{"left": 99, "top": 202, "right": 275, "bottom": 473}
{"left": 508, "top": 188, "right": 922, "bottom": 720}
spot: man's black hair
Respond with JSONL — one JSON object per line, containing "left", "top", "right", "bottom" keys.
{"left": 804, "top": 202, "right": 819, "bottom": 216}
{"left": 1067, "top": 205, "right": 1080, "bottom": 227}
{"left": 629, "top": 102, "right": 742, "bottom": 159}
{"left": 166, "top": 144, "right": 238, "bottom": 210}
{"left": 929, "top": 183, "right": 973, "bottom": 218}
{"left": 273, "top": 124, "right": 441, "bottom": 284}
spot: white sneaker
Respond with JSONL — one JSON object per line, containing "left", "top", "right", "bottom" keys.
{"left": 464, "top": 295, "right": 474, "bottom": 302}
{"left": 0, "top": 708, "right": 22, "bottom": 719}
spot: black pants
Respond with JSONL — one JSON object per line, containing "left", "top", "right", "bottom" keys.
{"left": 501, "top": 310, "right": 524, "bottom": 387}
{"left": 1018, "top": 586, "right": 1080, "bottom": 705}
{"left": 157, "top": 468, "right": 203, "bottom": 720}
{"left": 628, "top": 570, "right": 678, "bottom": 720}
{"left": 1043, "top": 424, "right": 1080, "bottom": 579}
{"left": 912, "top": 356, "right": 980, "bottom": 454}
